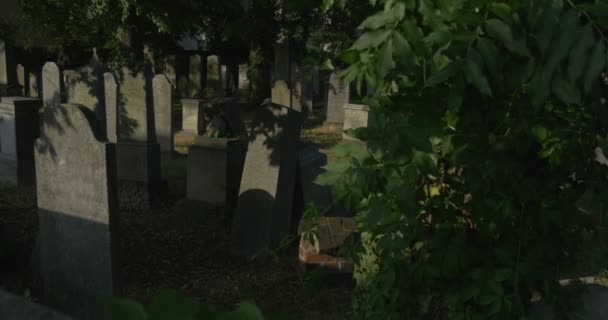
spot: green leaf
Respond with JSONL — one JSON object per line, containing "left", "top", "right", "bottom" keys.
{"left": 486, "top": 19, "right": 513, "bottom": 44}
{"left": 148, "top": 290, "right": 200, "bottom": 320}
{"left": 583, "top": 40, "right": 606, "bottom": 94}
{"left": 102, "top": 297, "right": 147, "bottom": 320}
{"left": 476, "top": 38, "right": 503, "bottom": 89}
{"left": 321, "top": 0, "right": 334, "bottom": 13}
{"left": 391, "top": 31, "right": 415, "bottom": 67}
{"left": 321, "top": 58, "right": 334, "bottom": 71}
{"left": 230, "top": 302, "right": 265, "bottom": 320}
{"left": 536, "top": 7, "right": 561, "bottom": 57}
{"left": 489, "top": 3, "right": 512, "bottom": 22}
{"left": 568, "top": 24, "right": 595, "bottom": 83}
{"left": 465, "top": 59, "right": 492, "bottom": 96}
{"left": 376, "top": 39, "right": 395, "bottom": 78}
{"left": 546, "top": 10, "right": 578, "bottom": 71}
{"left": 359, "top": 11, "right": 391, "bottom": 30}
{"left": 352, "top": 29, "right": 391, "bottom": 50}
{"left": 552, "top": 67, "right": 581, "bottom": 105}
{"left": 427, "top": 61, "right": 461, "bottom": 86}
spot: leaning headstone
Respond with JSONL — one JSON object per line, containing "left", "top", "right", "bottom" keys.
{"left": 343, "top": 103, "right": 370, "bottom": 141}
{"left": 206, "top": 55, "right": 224, "bottom": 98}
{"left": 104, "top": 73, "right": 118, "bottom": 143}
{"left": 42, "top": 62, "right": 61, "bottom": 108}
{"left": 188, "top": 54, "right": 203, "bottom": 98}
{"left": 231, "top": 102, "right": 301, "bottom": 257}
{"left": 238, "top": 64, "right": 250, "bottom": 100}
{"left": 0, "top": 289, "right": 73, "bottom": 320}
{"left": 0, "top": 97, "right": 41, "bottom": 186}
{"left": 187, "top": 136, "right": 247, "bottom": 206}
{"left": 271, "top": 80, "right": 302, "bottom": 112}
{"left": 35, "top": 103, "right": 118, "bottom": 320}
{"left": 152, "top": 74, "right": 173, "bottom": 152}
{"left": 325, "top": 71, "right": 350, "bottom": 125}
{"left": 271, "top": 80, "right": 290, "bottom": 108}
{"left": 16, "top": 64, "right": 25, "bottom": 96}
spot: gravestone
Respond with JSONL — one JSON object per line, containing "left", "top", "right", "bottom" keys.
{"left": 35, "top": 103, "right": 118, "bottom": 320}
{"left": 181, "top": 99, "right": 205, "bottom": 134}
{"left": 231, "top": 102, "right": 301, "bottom": 257}
{"left": 295, "top": 144, "right": 332, "bottom": 213}
{"left": 16, "top": 64, "right": 25, "bottom": 96}
{"left": 164, "top": 56, "right": 177, "bottom": 86}
{"left": 274, "top": 43, "right": 291, "bottom": 83}
{"left": 271, "top": 80, "right": 302, "bottom": 112}
{"left": 42, "top": 62, "right": 61, "bottom": 109}
{"left": 325, "top": 71, "right": 350, "bottom": 125}
{"left": 152, "top": 74, "right": 173, "bottom": 152}
{"left": 301, "top": 81, "right": 313, "bottom": 114}
{"left": 188, "top": 54, "right": 203, "bottom": 98}
{"left": 0, "top": 289, "right": 73, "bottom": 320}
{"left": 116, "top": 66, "right": 162, "bottom": 209}
{"left": 187, "top": 136, "right": 247, "bottom": 206}
{"left": 312, "top": 65, "right": 320, "bottom": 96}
{"left": 0, "top": 40, "right": 16, "bottom": 96}
{"left": 206, "top": 55, "right": 224, "bottom": 97}
{"left": 64, "top": 66, "right": 105, "bottom": 128}
{"left": 103, "top": 73, "right": 118, "bottom": 143}
{"left": 29, "top": 71, "right": 40, "bottom": 98}
{"left": 221, "top": 64, "right": 228, "bottom": 93}
{"left": 343, "top": 103, "right": 370, "bottom": 141}
{"left": 0, "top": 97, "right": 41, "bottom": 186}
{"left": 238, "top": 64, "right": 250, "bottom": 100}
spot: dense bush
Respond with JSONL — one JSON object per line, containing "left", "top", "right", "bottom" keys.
{"left": 319, "top": 0, "right": 608, "bottom": 319}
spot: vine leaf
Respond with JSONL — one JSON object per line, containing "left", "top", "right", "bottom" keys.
{"left": 583, "top": 40, "right": 607, "bottom": 94}
{"left": 465, "top": 59, "right": 492, "bottom": 96}
{"left": 567, "top": 24, "right": 595, "bottom": 84}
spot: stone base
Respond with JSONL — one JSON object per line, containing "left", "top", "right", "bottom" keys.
{"left": 116, "top": 141, "right": 164, "bottom": 210}
{"left": 0, "top": 289, "right": 73, "bottom": 320}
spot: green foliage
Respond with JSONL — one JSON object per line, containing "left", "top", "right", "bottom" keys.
{"left": 318, "top": 0, "right": 608, "bottom": 319}
{"left": 103, "top": 290, "right": 283, "bottom": 320}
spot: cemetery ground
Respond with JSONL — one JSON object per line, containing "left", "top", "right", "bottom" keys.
{"left": 0, "top": 106, "right": 351, "bottom": 320}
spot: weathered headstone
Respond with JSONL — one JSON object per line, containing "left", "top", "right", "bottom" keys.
{"left": 343, "top": 103, "right": 369, "bottom": 141}
{"left": 238, "top": 64, "right": 250, "bottom": 100}
{"left": 231, "top": 102, "right": 301, "bottom": 257}
{"left": 164, "top": 56, "right": 177, "bottom": 87}
{"left": 271, "top": 80, "right": 302, "bottom": 112}
{"left": 188, "top": 54, "right": 203, "bottom": 98}
{"left": 116, "top": 66, "right": 162, "bottom": 209}
{"left": 64, "top": 66, "right": 99, "bottom": 110}
{"left": 325, "top": 71, "right": 350, "bottom": 125}
{"left": 301, "top": 81, "right": 313, "bottom": 114}
{"left": 181, "top": 99, "right": 205, "bottom": 134}
{"left": 42, "top": 62, "right": 61, "bottom": 109}
{"left": 16, "top": 64, "right": 25, "bottom": 96}
{"left": 153, "top": 74, "right": 173, "bottom": 152}
{"left": 0, "top": 97, "right": 41, "bottom": 186}
{"left": 312, "top": 65, "right": 320, "bottom": 96}
{"left": 0, "top": 40, "right": 16, "bottom": 95}
{"left": 64, "top": 66, "right": 104, "bottom": 126}
{"left": 274, "top": 43, "right": 291, "bottom": 83}
{"left": 35, "top": 103, "right": 118, "bottom": 320}
{"left": 29, "top": 71, "right": 40, "bottom": 98}
{"left": 206, "top": 55, "right": 224, "bottom": 97}
{"left": 187, "top": 136, "right": 247, "bottom": 206}
{"left": 221, "top": 64, "right": 227, "bottom": 93}
{"left": 104, "top": 73, "right": 118, "bottom": 143}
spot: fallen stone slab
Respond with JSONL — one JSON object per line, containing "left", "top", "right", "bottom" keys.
{"left": 298, "top": 216, "right": 357, "bottom": 273}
